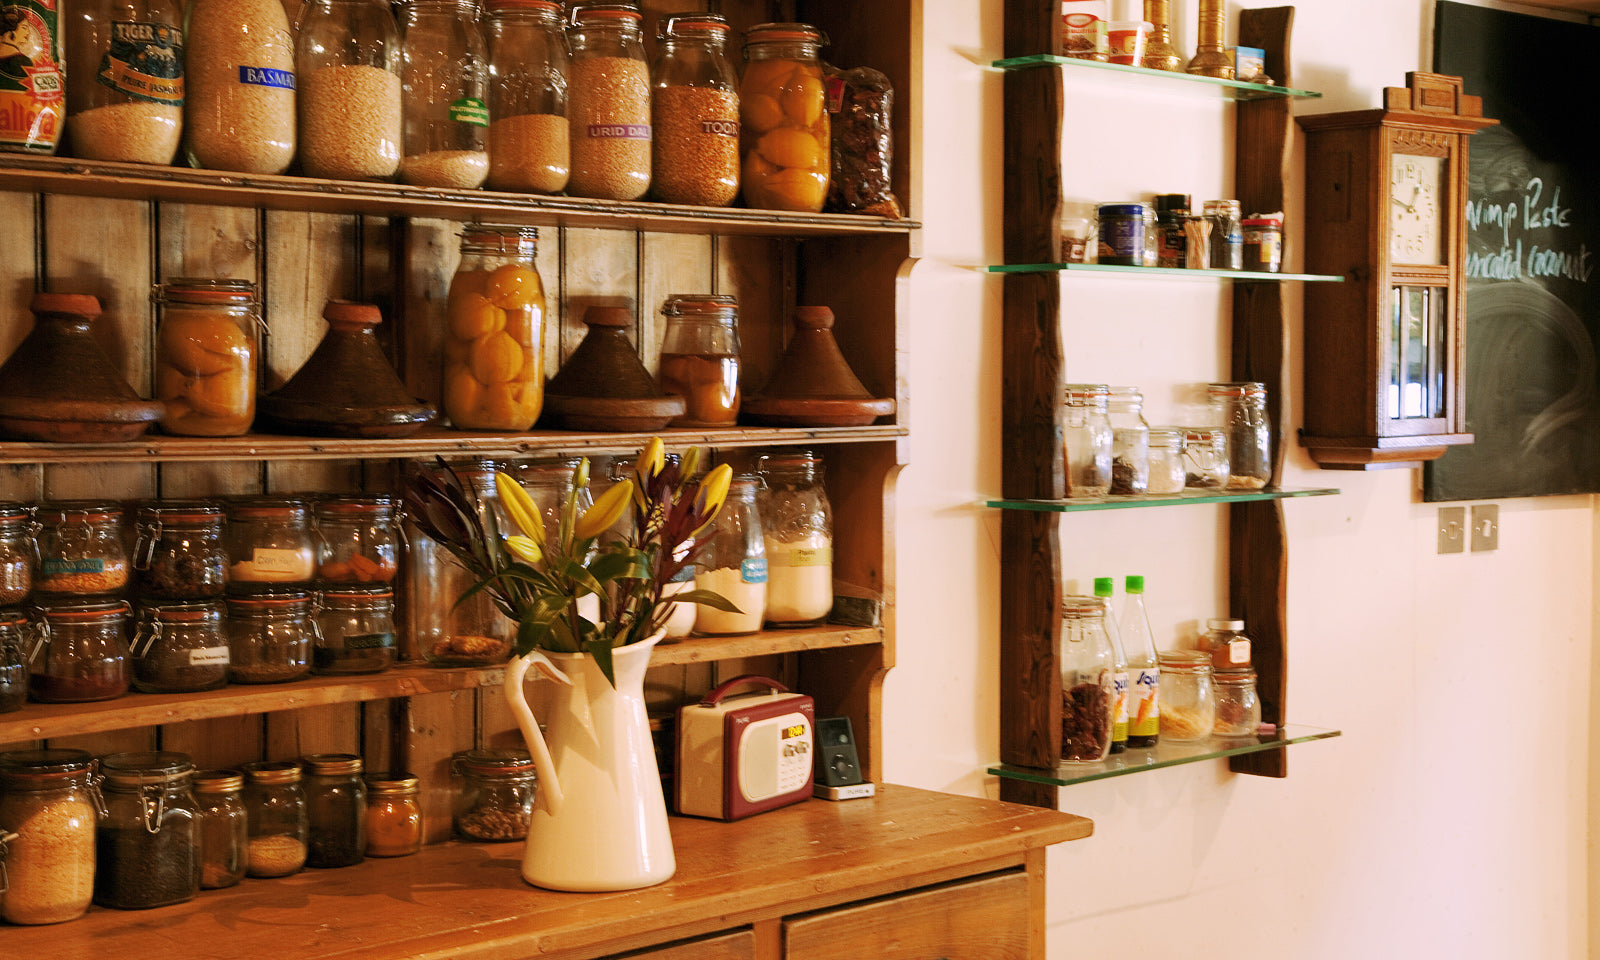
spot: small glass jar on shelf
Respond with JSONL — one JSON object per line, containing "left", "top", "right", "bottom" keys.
{"left": 34, "top": 500, "right": 129, "bottom": 597}
{"left": 94, "top": 751, "right": 201, "bottom": 910}
{"left": 659, "top": 294, "right": 741, "bottom": 427}
{"left": 313, "top": 585, "right": 397, "bottom": 675}
{"left": 0, "top": 610, "right": 28, "bottom": 712}
{"left": 1107, "top": 386, "right": 1150, "bottom": 495}
{"left": 240, "top": 760, "right": 308, "bottom": 878}
{"left": 1063, "top": 384, "right": 1113, "bottom": 499}
{"left": 27, "top": 598, "right": 132, "bottom": 703}
{"left": 756, "top": 450, "right": 833, "bottom": 628}
{"left": 651, "top": 13, "right": 740, "bottom": 207}
{"left": 1157, "top": 650, "right": 1214, "bottom": 743}
{"left": 1197, "top": 618, "right": 1252, "bottom": 672}
{"left": 1181, "top": 426, "right": 1230, "bottom": 489}
{"left": 314, "top": 495, "right": 401, "bottom": 586}
{"left": 303, "top": 753, "right": 366, "bottom": 868}
{"left": 1146, "top": 427, "right": 1187, "bottom": 495}
{"left": 0, "top": 749, "right": 101, "bottom": 925}
{"left": 1207, "top": 381, "right": 1272, "bottom": 489}
{"left": 453, "top": 748, "right": 535, "bottom": 842}
{"left": 1212, "top": 668, "right": 1261, "bottom": 738}
{"left": 152, "top": 279, "right": 258, "bottom": 437}
{"left": 192, "top": 769, "right": 248, "bottom": 889}
{"left": 130, "top": 600, "right": 230, "bottom": 693}
{"left": 398, "top": 0, "right": 490, "bottom": 188}
{"left": 296, "top": 0, "right": 404, "bottom": 181}
{"left": 1059, "top": 596, "right": 1115, "bottom": 763}
{"left": 0, "top": 502, "right": 34, "bottom": 605}
{"left": 225, "top": 590, "right": 315, "bottom": 684}
{"left": 694, "top": 475, "right": 766, "bottom": 636}
{"left": 132, "top": 499, "right": 228, "bottom": 600}
{"left": 225, "top": 497, "right": 317, "bottom": 592}
{"left": 565, "top": 2, "right": 652, "bottom": 201}
{"left": 408, "top": 460, "right": 515, "bottom": 666}
{"left": 364, "top": 772, "right": 423, "bottom": 857}
{"left": 484, "top": 0, "right": 570, "bottom": 193}
{"left": 443, "top": 224, "right": 546, "bottom": 432}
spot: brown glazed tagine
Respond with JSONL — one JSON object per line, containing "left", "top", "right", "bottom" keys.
{"left": 743, "top": 305, "right": 895, "bottom": 427}
{"left": 541, "top": 306, "right": 685, "bottom": 431}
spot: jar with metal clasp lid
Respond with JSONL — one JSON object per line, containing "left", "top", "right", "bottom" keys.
{"left": 27, "top": 597, "right": 132, "bottom": 702}
{"left": 1203, "top": 199, "right": 1244, "bottom": 270}
{"left": 364, "top": 772, "right": 422, "bottom": 857}
{"left": 1106, "top": 386, "right": 1150, "bottom": 495}
{"left": 95, "top": 751, "right": 201, "bottom": 910}
{"left": 397, "top": 0, "right": 490, "bottom": 188}
{"left": 409, "top": 460, "right": 515, "bottom": 666}
{"left": 652, "top": 13, "right": 740, "bottom": 206}
{"left": 240, "top": 760, "right": 308, "bottom": 877}
{"left": 152, "top": 279, "right": 259, "bottom": 437}
{"left": 0, "top": 501, "right": 35, "bottom": 604}
{"left": 34, "top": 500, "right": 129, "bottom": 596}
{"left": 443, "top": 224, "right": 546, "bottom": 432}
{"left": 740, "top": 22, "right": 829, "bottom": 212}
{"left": 659, "top": 294, "right": 741, "bottom": 427}
{"left": 225, "top": 589, "right": 315, "bottom": 683}
{"left": 1146, "top": 427, "right": 1187, "bottom": 495}
{"left": 1181, "top": 426, "right": 1230, "bottom": 489}
{"left": 1157, "top": 650, "right": 1214, "bottom": 743}
{"left": 314, "top": 494, "right": 401, "bottom": 586}
{"left": 192, "top": 769, "right": 247, "bottom": 889}
{"left": 565, "top": 2, "right": 652, "bottom": 200}
{"left": 693, "top": 475, "right": 766, "bottom": 636}
{"left": 1063, "top": 384, "right": 1113, "bottom": 498}
{"left": 130, "top": 599, "right": 229, "bottom": 693}
{"left": 0, "top": 609, "right": 27, "bottom": 712}
{"left": 1059, "top": 596, "right": 1115, "bottom": 763}
{"left": 133, "top": 499, "right": 228, "bottom": 600}
{"left": 302, "top": 753, "right": 366, "bottom": 868}
{"left": 225, "top": 497, "right": 316, "bottom": 592}
{"left": 313, "top": 584, "right": 397, "bottom": 675}
{"left": 0, "top": 749, "right": 102, "bottom": 925}
{"left": 756, "top": 449, "right": 832, "bottom": 627}
{"left": 484, "top": 0, "right": 570, "bottom": 193}
{"left": 1207, "top": 381, "right": 1272, "bottom": 490}
{"left": 452, "top": 748, "right": 535, "bottom": 841}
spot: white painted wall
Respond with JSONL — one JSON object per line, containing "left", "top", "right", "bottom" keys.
{"left": 884, "top": 2, "right": 1596, "bottom": 957}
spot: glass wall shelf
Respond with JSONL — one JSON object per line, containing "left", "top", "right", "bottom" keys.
{"left": 984, "top": 487, "right": 1339, "bottom": 513}
{"left": 991, "top": 54, "right": 1322, "bottom": 101}
{"left": 986, "top": 262, "right": 1344, "bottom": 282}
{"left": 989, "top": 724, "right": 1341, "bottom": 787}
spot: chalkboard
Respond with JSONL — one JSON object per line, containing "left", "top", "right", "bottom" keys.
{"left": 1425, "top": 3, "right": 1600, "bottom": 501}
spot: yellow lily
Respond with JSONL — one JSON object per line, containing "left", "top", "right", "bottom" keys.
{"left": 575, "top": 479, "right": 634, "bottom": 540}
{"left": 634, "top": 437, "right": 665, "bottom": 484}
{"left": 495, "top": 471, "right": 544, "bottom": 542}
{"left": 695, "top": 463, "right": 733, "bottom": 520}
{"left": 504, "top": 535, "right": 543, "bottom": 565}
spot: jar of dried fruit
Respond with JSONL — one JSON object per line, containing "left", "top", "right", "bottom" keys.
{"left": 132, "top": 499, "right": 228, "bottom": 600}
{"left": 443, "top": 224, "right": 545, "bottom": 431}
{"left": 63, "top": 0, "right": 185, "bottom": 164}
{"left": 565, "top": 3, "right": 651, "bottom": 200}
{"left": 314, "top": 495, "right": 400, "bottom": 586}
{"left": 739, "top": 22, "right": 829, "bottom": 212}
{"left": 296, "top": 0, "right": 403, "bottom": 180}
{"left": 152, "top": 278, "right": 258, "bottom": 437}
{"left": 1059, "top": 595, "right": 1114, "bottom": 763}
{"left": 658, "top": 294, "right": 741, "bottom": 426}
{"left": 651, "top": 14, "right": 740, "bottom": 206}
{"left": 398, "top": 0, "right": 489, "bottom": 188}
{"left": 484, "top": 0, "right": 569, "bottom": 193}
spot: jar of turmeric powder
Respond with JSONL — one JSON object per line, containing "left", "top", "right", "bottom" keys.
{"left": 153, "top": 279, "right": 259, "bottom": 437}
{"left": 442, "top": 225, "right": 545, "bottom": 431}
{"left": 364, "top": 772, "right": 422, "bottom": 857}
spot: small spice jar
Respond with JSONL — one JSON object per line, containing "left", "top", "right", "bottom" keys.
{"left": 756, "top": 449, "right": 833, "bottom": 627}
{"left": 739, "top": 22, "right": 830, "bottom": 212}
{"left": 1242, "top": 216, "right": 1284, "bottom": 273}
{"left": 452, "top": 748, "right": 535, "bottom": 842}
{"left": 130, "top": 600, "right": 230, "bottom": 693}
{"left": 1063, "top": 384, "right": 1113, "bottom": 498}
{"left": 1146, "top": 427, "right": 1187, "bottom": 495}
{"left": 651, "top": 13, "right": 740, "bottom": 207}
{"left": 1154, "top": 193, "right": 1190, "bottom": 269}
{"left": 565, "top": 3, "right": 652, "bottom": 201}
{"left": 95, "top": 751, "right": 201, "bottom": 910}
{"left": 1207, "top": 381, "right": 1272, "bottom": 490}
{"left": 0, "top": 749, "right": 101, "bottom": 925}
{"left": 314, "top": 495, "right": 401, "bottom": 585}
{"left": 1181, "top": 426, "right": 1231, "bottom": 489}
{"left": 240, "top": 760, "right": 308, "bottom": 878}
{"left": 1059, "top": 596, "right": 1115, "bottom": 763}
{"left": 192, "top": 769, "right": 248, "bottom": 889}
{"left": 1212, "top": 668, "right": 1261, "bottom": 738}
{"left": 27, "top": 598, "right": 132, "bottom": 703}
{"left": 659, "top": 294, "right": 742, "bottom": 427}
{"left": 225, "top": 590, "right": 315, "bottom": 684}
{"left": 397, "top": 0, "right": 490, "bottom": 188}
{"left": 0, "top": 610, "right": 27, "bottom": 712}
{"left": 295, "top": 0, "right": 404, "bottom": 181}
{"left": 225, "top": 497, "right": 316, "bottom": 591}
{"left": 364, "top": 772, "right": 423, "bottom": 857}
{"left": 1107, "top": 386, "right": 1150, "bottom": 495}
{"left": 442, "top": 224, "right": 547, "bottom": 432}
{"left": 1157, "top": 650, "right": 1214, "bottom": 743}
{"left": 0, "top": 502, "right": 36, "bottom": 604}
{"left": 133, "top": 499, "right": 229, "bottom": 600}
{"left": 302, "top": 753, "right": 366, "bottom": 869}
{"left": 152, "top": 279, "right": 259, "bottom": 437}
{"left": 484, "top": 0, "right": 570, "bottom": 193}
{"left": 1198, "top": 618, "right": 1252, "bottom": 672}
{"left": 34, "top": 500, "right": 130, "bottom": 596}
{"left": 1203, "top": 199, "right": 1244, "bottom": 270}
{"left": 1095, "top": 202, "right": 1148, "bottom": 266}
{"left": 313, "top": 585, "right": 397, "bottom": 675}
{"left": 693, "top": 476, "right": 767, "bottom": 637}
{"left": 63, "top": 0, "right": 185, "bottom": 165}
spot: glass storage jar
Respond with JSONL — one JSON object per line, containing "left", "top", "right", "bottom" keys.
{"left": 443, "top": 224, "right": 546, "bottom": 431}
{"left": 132, "top": 499, "right": 228, "bottom": 599}
{"left": 296, "top": 0, "right": 403, "bottom": 180}
{"left": 694, "top": 475, "right": 766, "bottom": 636}
{"left": 314, "top": 495, "right": 401, "bottom": 585}
{"left": 651, "top": 14, "right": 740, "bottom": 206}
{"left": 313, "top": 584, "right": 396, "bottom": 675}
{"left": 1063, "top": 384, "right": 1113, "bottom": 498}
{"left": 0, "top": 609, "right": 27, "bottom": 712}
{"left": 225, "top": 590, "right": 315, "bottom": 683}
{"left": 130, "top": 600, "right": 229, "bottom": 693}
{"left": 565, "top": 3, "right": 651, "bottom": 200}
{"left": 1107, "top": 386, "right": 1150, "bottom": 495}
{"left": 1157, "top": 650, "right": 1214, "bottom": 743}
{"left": 659, "top": 294, "right": 741, "bottom": 427}
{"left": 1154, "top": 193, "right": 1190, "bottom": 269}
{"left": 34, "top": 500, "right": 129, "bottom": 596}
{"left": 1198, "top": 617, "right": 1252, "bottom": 672}
{"left": 0, "top": 749, "right": 100, "bottom": 925}
{"left": 1146, "top": 427, "right": 1187, "bottom": 495}
{"left": 1208, "top": 381, "right": 1271, "bottom": 489}
{"left": 302, "top": 753, "right": 366, "bottom": 868}
{"left": 408, "top": 461, "right": 514, "bottom": 666}
{"left": 1212, "top": 668, "right": 1261, "bottom": 738}
{"left": 513, "top": 456, "right": 592, "bottom": 528}
{"left": 192, "top": 769, "right": 247, "bottom": 889}
{"left": 185, "top": 0, "right": 296, "bottom": 173}
{"left": 1203, "top": 199, "right": 1244, "bottom": 270}
{"left": 94, "top": 751, "right": 200, "bottom": 910}
{"left": 1059, "top": 595, "right": 1115, "bottom": 763}
{"left": 28, "top": 597, "right": 131, "bottom": 702}
{"left": 1242, "top": 216, "right": 1283, "bottom": 273}
{"left": 756, "top": 450, "right": 832, "bottom": 627}
{"left": 398, "top": 0, "right": 489, "bottom": 188}
{"left": 452, "top": 748, "right": 535, "bottom": 841}
{"left": 1181, "top": 426, "right": 1230, "bottom": 489}
{"left": 364, "top": 772, "right": 422, "bottom": 857}
{"left": 739, "top": 22, "right": 829, "bottom": 212}
{"left": 63, "top": 0, "right": 185, "bottom": 164}
{"left": 0, "top": 501, "right": 34, "bottom": 605}
{"left": 484, "top": 0, "right": 569, "bottom": 193}
{"left": 152, "top": 279, "right": 258, "bottom": 437}
{"left": 1095, "top": 202, "right": 1147, "bottom": 266}
{"left": 225, "top": 497, "right": 316, "bottom": 591}
{"left": 240, "top": 760, "right": 308, "bottom": 877}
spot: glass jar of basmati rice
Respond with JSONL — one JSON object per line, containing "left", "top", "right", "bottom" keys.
{"left": 185, "top": 0, "right": 295, "bottom": 173}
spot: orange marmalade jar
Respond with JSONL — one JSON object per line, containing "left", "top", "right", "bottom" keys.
{"left": 443, "top": 225, "right": 545, "bottom": 431}
{"left": 153, "top": 279, "right": 259, "bottom": 436}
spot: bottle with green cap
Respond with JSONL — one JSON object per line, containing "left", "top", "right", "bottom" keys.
{"left": 1120, "top": 574, "right": 1160, "bottom": 747}
{"left": 1094, "top": 577, "right": 1129, "bottom": 754}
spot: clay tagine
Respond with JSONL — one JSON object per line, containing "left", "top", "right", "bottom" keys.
{"left": 743, "top": 306, "right": 895, "bottom": 427}
{"left": 0, "top": 292, "right": 165, "bottom": 443}
{"left": 256, "top": 300, "right": 436, "bottom": 438}
{"left": 541, "top": 306, "right": 685, "bottom": 431}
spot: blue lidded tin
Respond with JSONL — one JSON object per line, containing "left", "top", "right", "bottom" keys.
{"left": 1096, "top": 202, "right": 1149, "bottom": 266}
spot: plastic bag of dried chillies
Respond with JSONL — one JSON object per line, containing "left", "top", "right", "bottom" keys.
{"left": 824, "top": 66, "right": 903, "bottom": 218}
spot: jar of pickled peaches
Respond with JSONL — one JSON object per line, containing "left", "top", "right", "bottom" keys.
{"left": 659, "top": 294, "right": 740, "bottom": 426}
{"left": 443, "top": 225, "right": 546, "bottom": 431}
{"left": 739, "top": 22, "right": 830, "bottom": 212}
{"left": 152, "top": 279, "right": 258, "bottom": 437}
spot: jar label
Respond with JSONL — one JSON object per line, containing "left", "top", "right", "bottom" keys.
{"left": 586, "top": 123, "right": 651, "bottom": 140}
{"left": 699, "top": 118, "right": 738, "bottom": 137}
{"left": 40, "top": 557, "right": 105, "bottom": 575}
{"left": 1228, "top": 638, "right": 1251, "bottom": 664}
{"left": 189, "top": 646, "right": 230, "bottom": 667}
{"left": 739, "top": 558, "right": 768, "bottom": 584}
{"left": 449, "top": 97, "right": 489, "bottom": 127}
{"left": 97, "top": 21, "right": 184, "bottom": 107}
{"left": 1129, "top": 668, "right": 1160, "bottom": 734}
{"left": 238, "top": 66, "right": 295, "bottom": 91}
{"left": 783, "top": 545, "right": 832, "bottom": 568}
{"left": 1112, "top": 669, "right": 1129, "bottom": 736}
{"left": 0, "top": 1, "right": 64, "bottom": 154}
{"left": 345, "top": 632, "right": 396, "bottom": 650}
{"left": 248, "top": 548, "right": 307, "bottom": 577}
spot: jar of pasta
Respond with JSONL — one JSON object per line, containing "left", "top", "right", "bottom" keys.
{"left": 185, "top": 0, "right": 296, "bottom": 173}
{"left": 756, "top": 450, "right": 832, "bottom": 627}
{"left": 1157, "top": 650, "right": 1214, "bottom": 743}
{"left": 27, "top": 598, "right": 132, "bottom": 702}
{"left": 63, "top": 0, "right": 184, "bottom": 164}
{"left": 0, "top": 502, "right": 35, "bottom": 605}
{"left": 225, "top": 497, "right": 316, "bottom": 591}
{"left": 659, "top": 294, "right": 741, "bottom": 427}
{"left": 130, "top": 600, "right": 229, "bottom": 693}
{"left": 739, "top": 22, "right": 829, "bottom": 212}
{"left": 34, "top": 500, "right": 129, "bottom": 596}
{"left": 0, "top": 749, "right": 100, "bottom": 925}
{"left": 565, "top": 3, "right": 651, "bottom": 200}
{"left": 484, "top": 0, "right": 569, "bottom": 193}
{"left": 314, "top": 495, "right": 400, "bottom": 585}
{"left": 398, "top": 0, "right": 489, "bottom": 188}
{"left": 296, "top": 0, "right": 403, "bottom": 180}
{"left": 651, "top": 14, "right": 740, "bottom": 206}
{"left": 443, "top": 225, "right": 545, "bottom": 431}
{"left": 132, "top": 499, "right": 228, "bottom": 600}
{"left": 152, "top": 278, "right": 258, "bottom": 437}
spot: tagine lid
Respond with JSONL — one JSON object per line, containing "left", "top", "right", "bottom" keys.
{"left": 542, "top": 306, "right": 685, "bottom": 431}
{"left": 743, "top": 306, "right": 895, "bottom": 427}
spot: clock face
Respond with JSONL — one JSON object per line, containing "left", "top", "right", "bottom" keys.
{"left": 1389, "top": 153, "right": 1446, "bottom": 265}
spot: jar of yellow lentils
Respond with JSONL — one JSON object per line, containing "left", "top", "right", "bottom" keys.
{"left": 443, "top": 225, "right": 546, "bottom": 431}
{"left": 739, "top": 23, "right": 829, "bottom": 212}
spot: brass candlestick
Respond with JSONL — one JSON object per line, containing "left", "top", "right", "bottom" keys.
{"left": 1186, "top": 0, "right": 1234, "bottom": 78}
{"left": 1142, "top": 0, "right": 1183, "bottom": 72}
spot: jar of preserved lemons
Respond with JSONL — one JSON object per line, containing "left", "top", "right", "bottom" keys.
{"left": 443, "top": 225, "right": 545, "bottom": 431}
{"left": 739, "top": 22, "right": 829, "bottom": 212}
{"left": 153, "top": 279, "right": 258, "bottom": 437}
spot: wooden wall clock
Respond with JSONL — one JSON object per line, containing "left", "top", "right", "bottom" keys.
{"left": 1298, "top": 72, "right": 1497, "bottom": 469}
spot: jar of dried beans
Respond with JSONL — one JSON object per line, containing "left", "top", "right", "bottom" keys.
{"left": 756, "top": 450, "right": 833, "bottom": 628}
{"left": 740, "top": 22, "right": 829, "bottom": 212}
{"left": 364, "top": 772, "right": 422, "bottom": 856}
{"left": 565, "top": 3, "right": 651, "bottom": 200}
{"left": 296, "top": 0, "right": 403, "bottom": 180}
{"left": 34, "top": 500, "right": 129, "bottom": 596}
{"left": 652, "top": 14, "right": 739, "bottom": 207}
{"left": 659, "top": 294, "right": 741, "bottom": 427}
{"left": 225, "top": 497, "right": 316, "bottom": 591}
{"left": 152, "top": 278, "right": 258, "bottom": 437}
{"left": 94, "top": 751, "right": 200, "bottom": 910}
{"left": 1059, "top": 596, "right": 1114, "bottom": 763}
{"left": 0, "top": 501, "right": 34, "bottom": 605}
{"left": 192, "top": 769, "right": 247, "bottom": 889}
{"left": 185, "top": 0, "right": 296, "bottom": 173}
{"left": 313, "top": 584, "right": 396, "bottom": 675}
{"left": 130, "top": 600, "right": 229, "bottom": 693}
{"left": 452, "top": 748, "right": 535, "bottom": 842}
{"left": 225, "top": 590, "right": 314, "bottom": 683}
{"left": 0, "top": 749, "right": 101, "bottom": 925}
{"left": 398, "top": 0, "right": 489, "bottom": 188}
{"left": 484, "top": 0, "right": 569, "bottom": 193}
{"left": 314, "top": 495, "right": 400, "bottom": 586}
{"left": 0, "top": 610, "right": 26, "bottom": 712}
{"left": 1157, "top": 650, "right": 1214, "bottom": 742}
{"left": 132, "top": 499, "right": 228, "bottom": 600}
{"left": 240, "top": 760, "right": 308, "bottom": 878}
{"left": 64, "top": 0, "right": 185, "bottom": 165}
{"left": 26, "top": 598, "right": 132, "bottom": 702}
{"left": 443, "top": 224, "right": 545, "bottom": 431}
{"left": 303, "top": 753, "right": 366, "bottom": 868}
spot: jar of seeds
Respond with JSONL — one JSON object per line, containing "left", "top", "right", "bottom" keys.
{"left": 64, "top": 0, "right": 185, "bottom": 164}
{"left": 130, "top": 600, "right": 229, "bottom": 693}
{"left": 95, "top": 751, "right": 201, "bottom": 910}
{"left": 453, "top": 748, "right": 535, "bottom": 841}
{"left": 296, "top": 0, "right": 403, "bottom": 180}
{"left": 0, "top": 749, "right": 101, "bottom": 925}
{"left": 484, "top": 0, "right": 569, "bottom": 193}
{"left": 398, "top": 0, "right": 489, "bottom": 188}
{"left": 740, "top": 22, "right": 830, "bottom": 212}
{"left": 185, "top": 0, "right": 296, "bottom": 173}
{"left": 565, "top": 3, "right": 651, "bottom": 200}
{"left": 651, "top": 14, "right": 740, "bottom": 206}
{"left": 240, "top": 760, "right": 308, "bottom": 877}
{"left": 314, "top": 495, "right": 400, "bottom": 585}
{"left": 192, "top": 769, "right": 247, "bottom": 889}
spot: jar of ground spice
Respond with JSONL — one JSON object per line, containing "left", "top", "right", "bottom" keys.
{"left": 651, "top": 14, "right": 740, "bottom": 207}
{"left": 398, "top": 0, "right": 490, "bottom": 188}
{"left": 313, "top": 585, "right": 397, "bottom": 675}
{"left": 133, "top": 499, "right": 228, "bottom": 600}
{"left": 365, "top": 772, "right": 422, "bottom": 856}
{"left": 739, "top": 23, "right": 830, "bottom": 212}
{"left": 225, "top": 497, "right": 316, "bottom": 591}
{"left": 34, "top": 500, "right": 129, "bottom": 596}
{"left": 185, "top": 0, "right": 296, "bottom": 173}
{"left": 95, "top": 751, "right": 201, "bottom": 910}
{"left": 0, "top": 610, "right": 27, "bottom": 712}
{"left": 192, "top": 769, "right": 247, "bottom": 889}
{"left": 303, "top": 753, "right": 366, "bottom": 868}
{"left": 296, "top": 0, "right": 403, "bottom": 181}
{"left": 240, "top": 760, "right": 308, "bottom": 878}
{"left": 27, "top": 598, "right": 132, "bottom": 703}
{"left": 225, "top": 590, "right": 315, "bottom": 684}
{"left": 152, "top": 278, "right": 259, "bottom": 437}
{"left": 0, "top": 749, "right": 100, "bottom": 925}
{"left": 130, "top": 600, "right": 229, "bottom": 693}
{"left": 0, "top": 502, "right": 34, "bottom": 605}
{"left": 452, "top": 748, "right": 535, "bottom": 842}
{"left": 63, "top": 0, "right": 185, "bottom": 165}
{"left": 484, "top": 0, "right": 570, "bottom": 193}
{"left": 565, "top": 3, "right": 652, "bottom": 200}
{"left": 314, "top": 495, "right": 400, "bottom": 586}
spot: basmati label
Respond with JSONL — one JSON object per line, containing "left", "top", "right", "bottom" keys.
{"left": 449, "top": 96, "right": 488, "bottom": 127}
{"left": 97, "top": 19, "right": 184, "bottom": 106}
{"left": 239, "top": 65, "right": 294, "bottom": 90}
{"left": 586, "top": 123, "right": 650, "bottom": 140}
{"left": 0, "top": 0, "right": 64, "bottom": 153}
{"left": 40, "top": 558, "right": 105, "bottom": 575}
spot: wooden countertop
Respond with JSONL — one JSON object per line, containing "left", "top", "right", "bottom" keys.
{"left": 5, "top": 784, "right": 1091, "bottom": 960}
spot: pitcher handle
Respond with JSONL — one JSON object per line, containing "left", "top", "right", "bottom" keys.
{"left": 504, "top": 649, "right": 572, "bottom": 815}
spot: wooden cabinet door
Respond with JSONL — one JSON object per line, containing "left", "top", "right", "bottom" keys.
{"left": 605, "top": 929, "right": 756, "bottom": 960}
{"left": 783, "top": 872, "right": 1030, "bottom": 960}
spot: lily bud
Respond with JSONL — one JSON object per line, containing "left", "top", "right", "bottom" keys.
{"left": 695, "top": 463, "right": 733, "bottom": 520}
{"left": 575, "top": 479, "right": 634, "bottom": 540}
{"left": 573, "top": 457, "right": 590, "bottom": 491}
{"left": 496, "top": 472, "right": 545, "bottom": 542}
{"left": 634, "top": 437, "right": 665, "bottom": 484}
{"left": 505, "top": 535, "right": 543, "bottom": 565}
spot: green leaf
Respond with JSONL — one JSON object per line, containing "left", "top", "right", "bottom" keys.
{"left": 672, "top": 587, "right": 743, "bottom": 613}
{"left": 584, "top": 638, "right": 618, "bottom": 688}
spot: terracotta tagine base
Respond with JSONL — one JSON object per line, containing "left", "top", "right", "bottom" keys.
{"left": 743, "top": 305, "right": 895, "bottom": 427}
